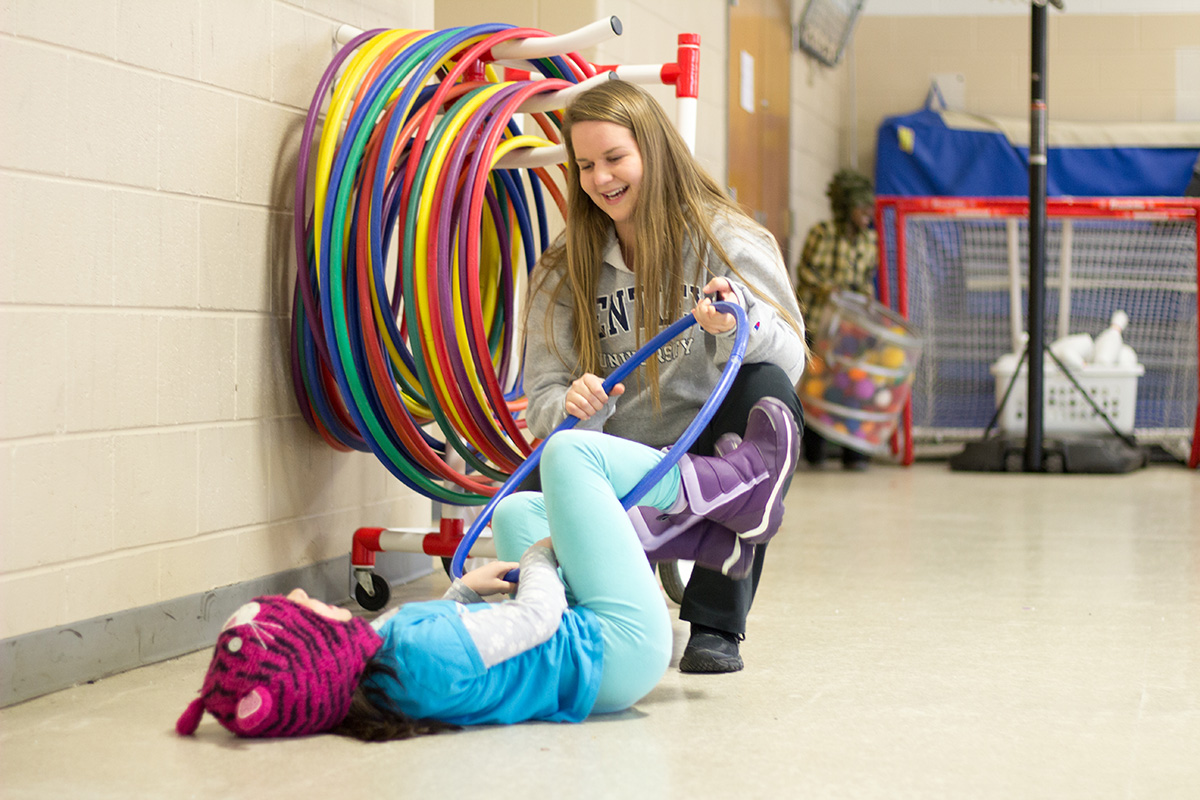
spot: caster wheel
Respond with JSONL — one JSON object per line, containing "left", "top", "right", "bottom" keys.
{"left": 354, "top": 572, "right": 390, "bottom": 611}
{"left": 657, "top": 560, "right": 693, "bottom": 605}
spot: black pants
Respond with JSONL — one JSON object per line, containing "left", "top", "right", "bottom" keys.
{"left": 518, "top": 362, "right": 803, "bottom": 636}
{"left": 676, "top": 362, "right": 803, "bottom": 635}
{"left": 802, "top": 426, "right": 869, "bottom": 467}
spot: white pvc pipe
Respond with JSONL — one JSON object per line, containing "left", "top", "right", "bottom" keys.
{"left": 611, "top": 64, "right": 664, "bottom": 83}
{"left": 676, "top": 95, "right": 698, "bottom": 155}
{"left": 335, "top": 23, "right": 363, "bottom": 45}
{"left": 517, "top": 71, "right": 614, "bottom": 113}
{"left": 374, "top": 528, "right": 498, "bottom": 558}
{"left": 1007, "top": 218, "right": 1023, "bottom": 354}
{"left": 491, "top": 16, "right": 622, "bottom": 60}
{"left": 494, "top": 144, "right": 567, "bottom": 170}
{"left": 333, "top": 17, "right": 622, "bottom": 55}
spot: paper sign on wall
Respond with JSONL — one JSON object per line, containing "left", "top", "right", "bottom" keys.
{"left": 740, "top": 51, "right": 755, "bottom": 114}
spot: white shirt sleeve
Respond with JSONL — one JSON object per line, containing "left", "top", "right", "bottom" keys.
{"left": 455, "top": 545, "right": 568, "bottom": 668}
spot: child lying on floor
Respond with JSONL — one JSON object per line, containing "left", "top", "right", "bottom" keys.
{"left": 176, "top": 398, "right": 797, "bottom": 740}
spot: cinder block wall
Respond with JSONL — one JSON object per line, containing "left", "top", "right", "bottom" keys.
{"left": 0, "top": 0, "right": 438, "bottom": 645}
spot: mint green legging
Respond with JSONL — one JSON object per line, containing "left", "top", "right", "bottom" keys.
{"left": 490, "top": 430, "right": 680, "bottom": 714}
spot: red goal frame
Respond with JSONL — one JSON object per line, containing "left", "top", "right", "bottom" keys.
{"left": 874, "top": 196, "right": 1200, "bottom": 469}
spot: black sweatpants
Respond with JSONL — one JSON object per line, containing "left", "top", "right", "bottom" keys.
{"left": 676, "top": 362, "right": 803, "bottom": 635}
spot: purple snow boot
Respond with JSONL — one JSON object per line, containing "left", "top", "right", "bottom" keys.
{"left": 675, "top": 396, "right": 799, "bottom": 544}
{"left": 627, "top": 430, "right": 755, "bottom": 579}
{"left": 630, "top": 509, "right": 755, "bottom": 579}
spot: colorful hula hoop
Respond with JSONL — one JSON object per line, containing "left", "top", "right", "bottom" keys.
{"left": 291, "top": 24, "right": 585, "bottom": 504}
{"left": 450, "top": 302, "right": 750, "bottom": 581}
{"left": 290, "top": 22, "right": 729, "bottom": 553}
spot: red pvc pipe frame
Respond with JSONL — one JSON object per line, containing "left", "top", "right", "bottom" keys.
{"left": 875, "top": 195, "right": 1200, "bottom": 469}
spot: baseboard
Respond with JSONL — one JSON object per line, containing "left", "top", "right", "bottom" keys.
{"left": 0, "top": 551, "right": 431, "bottom": 708}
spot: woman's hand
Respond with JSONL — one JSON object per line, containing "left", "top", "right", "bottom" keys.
{"left": 460, "top": 560, "right": 520, "bottom": 597}
{"left": 694, "top": 277, "right": 738, "bottom": 335}
{"left": 565, "top": 373, "right": 624, "bottom": 420}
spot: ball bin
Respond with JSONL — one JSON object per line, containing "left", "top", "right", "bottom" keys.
{"left": 797, "top": 291, "right": 923, "bottom": 456}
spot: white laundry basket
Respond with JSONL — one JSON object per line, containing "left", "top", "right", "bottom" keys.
{"left": 989, "top": 360, "right": 1144, "bottom": 435}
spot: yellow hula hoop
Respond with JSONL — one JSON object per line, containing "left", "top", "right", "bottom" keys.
{"left": 410, "top": 83, "right": 513, "bottom": 436}
{"left": 450, "top": 134, "right": 558, "bottom": 432}
{"left": 312, "top": 29, "right": 421, "bottom": 293}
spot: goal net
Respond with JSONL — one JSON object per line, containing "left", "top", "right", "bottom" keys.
{"left": 876, "top": 196, "right": 1199, "bottom": 467}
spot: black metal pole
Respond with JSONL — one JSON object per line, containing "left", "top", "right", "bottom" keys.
{"left": 1025, "top": 2, "right": 1049, "bottom": 472}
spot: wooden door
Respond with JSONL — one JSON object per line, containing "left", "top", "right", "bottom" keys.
{"left": 727, "top": 0, "right": 792, "bottom": 258}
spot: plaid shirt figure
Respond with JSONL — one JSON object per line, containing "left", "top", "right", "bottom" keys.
{"left": 794, "top": 219, "right": 878, "bottom": 321}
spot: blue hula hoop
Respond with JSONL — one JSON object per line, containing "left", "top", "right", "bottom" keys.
{"left": 450, "top": 300, "right": 750, "bottom": 580}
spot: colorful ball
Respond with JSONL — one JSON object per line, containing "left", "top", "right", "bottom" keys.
{"left": 880, "top": 345, "right": 907, "bottom": 369}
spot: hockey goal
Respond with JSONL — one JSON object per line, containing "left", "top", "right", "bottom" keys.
{"left": 875, "top": 196, "right": 1200, "bottom": 468}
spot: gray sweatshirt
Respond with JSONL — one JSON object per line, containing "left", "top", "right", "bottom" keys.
{"left": 524, "top": 211, "right": 806, "bottom": 448}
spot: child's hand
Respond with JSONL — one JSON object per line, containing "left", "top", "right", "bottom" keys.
{"left": 565, "top": 372, "right": 623, "bottom": 421}
{"left": 460, "top": 561, "right": 520, "bottom": 597}
{"left": 694, "top": 278, "right": 738, "bottom": 335}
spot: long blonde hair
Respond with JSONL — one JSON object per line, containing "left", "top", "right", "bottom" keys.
{"left": 532, "top": 80, "right": 804, "bottom": 407}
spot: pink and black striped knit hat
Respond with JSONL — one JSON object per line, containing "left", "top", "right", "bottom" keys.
{"left": 176, "top": 595, "right": 382, "bottom": 738}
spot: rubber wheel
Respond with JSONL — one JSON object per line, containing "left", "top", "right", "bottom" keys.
{"left": 658, "top": 560, "right": 692, "bottom": 605}
{"left": 441, "top": 557, "right": 455, "bottom": 579}
{"left": 354, "top": 572, "right": 390, "bottom": 611}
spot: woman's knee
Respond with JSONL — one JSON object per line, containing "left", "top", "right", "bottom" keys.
{"left": 716, "top": 363, "right": 804, "bottom": 434}
{"left": 732, "top": 362, "right": 799, "bottom": 405}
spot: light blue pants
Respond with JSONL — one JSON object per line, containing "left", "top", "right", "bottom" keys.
{"left": 490, "top": 430, "right": 679, "bottom": 714}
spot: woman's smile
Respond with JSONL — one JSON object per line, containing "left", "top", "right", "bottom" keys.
{"left": 572, "top": 120, "right": 644, "bottom": 237}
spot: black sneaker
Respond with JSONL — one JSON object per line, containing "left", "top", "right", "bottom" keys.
{"left": 679, "top": 625, "right": 744, "bottom": 673}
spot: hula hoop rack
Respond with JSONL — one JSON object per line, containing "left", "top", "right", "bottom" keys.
{"left": 287, "top": 18, "right": 703, "bottom": 610}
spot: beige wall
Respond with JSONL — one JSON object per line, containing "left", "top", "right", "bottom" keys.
{"left": 790, "top": 28, "right": 851, "bottom": 267}
{"left": 852, "top": 11, "right": 1200, "bottom": 180}
{"left": 0, "top": 0, "right": 438, "bottom": 641}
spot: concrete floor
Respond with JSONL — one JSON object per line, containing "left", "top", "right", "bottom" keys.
{"left": 1, "top": 461, "right": 1197, "bottom": 800}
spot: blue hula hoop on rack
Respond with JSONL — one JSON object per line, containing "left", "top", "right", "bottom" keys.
{"left": 450, "top": 301, "right": 750, "bottom": 580}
